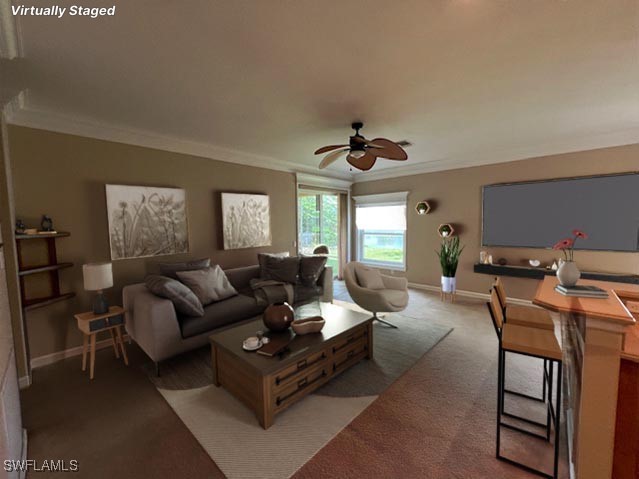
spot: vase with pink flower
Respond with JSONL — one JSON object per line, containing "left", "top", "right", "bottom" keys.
{"left": 553, "top": 230, "right": 588, "bottom": 287}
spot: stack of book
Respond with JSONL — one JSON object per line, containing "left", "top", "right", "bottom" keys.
{"left": 554, "top": 284, "right": 609, "bottom": 298}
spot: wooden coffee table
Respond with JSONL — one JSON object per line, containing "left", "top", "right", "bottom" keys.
{"left": 210, "top": 302, "right": 373, "bottom": 429}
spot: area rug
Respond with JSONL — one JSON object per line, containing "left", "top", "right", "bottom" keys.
{"left": 154, "top": 301, "right": 453, "bottom": 478}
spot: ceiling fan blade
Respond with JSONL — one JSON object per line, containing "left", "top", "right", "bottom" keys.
{"left": 315, "top": 144, "right": 349, "bottom": 155}
{"left": 396, "top": 140, "right": 412, "bottom": 147}
{"left": 347, "top": 151, "right": 377, "bottom": 171}
{"left": 368, "top": 138, "right": 408, "bottom": 161}
{"left": 319, "top": 148, "right": 349, "bottom": 169}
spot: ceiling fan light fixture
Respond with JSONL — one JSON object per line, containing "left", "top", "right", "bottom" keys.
{"left": 349, "top": 150, "right": 366, "bottom": 159}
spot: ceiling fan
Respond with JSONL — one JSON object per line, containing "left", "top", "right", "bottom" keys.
{"left": 315, "top": 122, "right": 411, "bottom": 171}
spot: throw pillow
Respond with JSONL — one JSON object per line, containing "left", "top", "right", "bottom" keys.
{"left": 260, "top": 255, "right": 300, "bottom": 283}
{"left": 299, "top": 255, "right": 327, "bottom": 287}
{"left": 159, "top": 258, "right": 211, "bottom": 279}
{"left": 257, "top": 252, "right": 290, "bottom": 270}
{"left": 355, "top": 265, "right": 385, "bottom": 290}
{"left": 176, "top": 265, "right": 238, "bottom": 306}
{"left": 145, "top": 275, "right": 204, "bottom": 317}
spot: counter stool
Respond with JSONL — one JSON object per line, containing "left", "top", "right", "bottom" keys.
{"left": 493, "top": 277, "right": 554, "bottom": 403}
{"left": 487, "top": 288, "right": 563, "bottom": 479}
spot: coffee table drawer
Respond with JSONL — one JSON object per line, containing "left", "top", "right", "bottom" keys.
{"left": 274, "top": 363, "right": 329, "bottom": 410}
{"left": 333, "top": 336, "right": 368, "bottom": 374}
{"left": 331, "top": 325, "right": 368, "bottom": 355}
{"left": 272, "top": 349, "right": 328, "bottom": 390}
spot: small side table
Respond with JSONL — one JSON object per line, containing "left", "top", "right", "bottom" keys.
{"left": 74, "top": 305, "right": 128, "bottom": 379}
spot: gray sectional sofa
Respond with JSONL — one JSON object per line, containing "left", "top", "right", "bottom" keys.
{"left": 123, "top": 264, "right": 333, "bottom": 369}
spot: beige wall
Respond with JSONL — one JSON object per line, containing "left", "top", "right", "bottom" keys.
{"left": 9, "top": 126, "right": 297, "bottom": 360}
{"left": 351, "top": 144, "right": 639, "bottom": 300}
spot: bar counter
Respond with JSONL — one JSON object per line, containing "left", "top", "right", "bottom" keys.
{"left": 533, "top": 277, "right": 639, "bottom": 479}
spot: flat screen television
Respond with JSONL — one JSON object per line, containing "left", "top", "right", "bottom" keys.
{"left": 482, "top": 172, "right": 639, "bottom": 252}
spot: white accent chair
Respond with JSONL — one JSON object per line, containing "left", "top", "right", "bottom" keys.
{"left": 343, "top": 261, "right": 409, "bottom": 328}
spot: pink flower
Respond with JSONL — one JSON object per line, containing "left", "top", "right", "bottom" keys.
{"left": 553, "top": 238, "right": 573, "bottom": 250}
{"left": 573, "top": 229, "right": 588, "bottom": 239}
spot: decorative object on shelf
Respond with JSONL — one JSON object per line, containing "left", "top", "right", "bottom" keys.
{"left": 437, "top": 223, "right": 455, "bottom": 238}
{"left": 23, "top": 228, "right": 37, "bottom": 235}
{"left": 262, "top": 302, "right": 294, "bottom": 332}
{"left": 105, "top": 184, "right": 189, "bottom": 260}
{"left": 82, "top": 262, "right": 114, "bottom": 314}
{"left": 551, "top": 261, "right": 558, "bottom": 271}
{"left": 488, "top": 254, "right": 493, "bottom": 265}
{"left": 553, "top": 229, "right": 588, "bottom": 287}
{"left": 436, "top": 235, "right": 464, "bottom": 302}
{"left": 40, "top": 214, "right": 54, "bottom": 232}
{"left": 15, "top": 219, "right": 26, "bottom": 234}
{"left": 497, "top": 258, "right": 508, "bottom": 266}
{"left": 529, "top": 259, "right": 541, "bottom": 268}
{"left": 292, "top": 316, "right": 325, "bottom": 335}
{"left": 415, "top": 201, "right": 431, "bottom": 215}
{"left": 479, "top": 250, "right": 488, "bottom": 264}
{"left": 221, "top": 193, "right": 271, "bottom": 250}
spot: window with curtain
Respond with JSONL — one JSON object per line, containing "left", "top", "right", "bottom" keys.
{"left": 355, "top": 198, "right": 407, "bottom": 270}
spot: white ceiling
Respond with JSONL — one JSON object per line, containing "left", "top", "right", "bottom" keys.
{"left": 6, "top": 0, "right": 639, "bottom": 181}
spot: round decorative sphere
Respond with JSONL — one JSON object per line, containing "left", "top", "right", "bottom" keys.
{"left": 263, "top": 302, "right": 295, "bottom": 332}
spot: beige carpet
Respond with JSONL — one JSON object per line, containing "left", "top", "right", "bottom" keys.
{"left": 157, "top": 300, "right": 452, "bottom": 478}
{"left": 159, "top": 386, "right": 375, "bottom": 479}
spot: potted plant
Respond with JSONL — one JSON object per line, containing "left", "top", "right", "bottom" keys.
{"left": 553, "top": 229, "right": 588, "bottom": 287}
{"left": 436, "top": 236, "right": 464, "bottom": 294}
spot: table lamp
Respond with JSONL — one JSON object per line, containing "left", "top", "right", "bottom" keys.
{"left": 83, "top": 262, "right": 113, "bottom": 314}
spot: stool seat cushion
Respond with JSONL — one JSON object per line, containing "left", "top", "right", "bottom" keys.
{"left": 502, "top": 323, "right": 562, "bottom": 360}
{"left": 506, "top": 305, "right": 554, "bottom": 331}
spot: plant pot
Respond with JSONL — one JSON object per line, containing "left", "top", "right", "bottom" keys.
{"left": 441, "top": 276, "right": 456, "bottom": 294}
{"left": 557, "top": 261, "right": 580, "bottom": 287}
{"left": 263, "top": 302, "right": 295, "bottom": 332}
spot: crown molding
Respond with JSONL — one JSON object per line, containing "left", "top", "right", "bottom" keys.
{"left": 296, "top": 172, "right": 352, "bottom": 191}
{"left": 351, "top": 127, "right": 639, "bottom": 183}
{"left": 6, "top": 105, "right": 355, "bottom": 181}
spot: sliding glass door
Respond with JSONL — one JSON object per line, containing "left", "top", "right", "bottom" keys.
{"left": 298, "top": 191, "right": 341, "bottom": 272}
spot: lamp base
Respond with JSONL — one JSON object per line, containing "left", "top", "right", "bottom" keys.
{"left": 92, "top": 291, "right": 109, "bottom": 315}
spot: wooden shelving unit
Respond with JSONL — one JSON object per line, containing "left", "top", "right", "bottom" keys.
{"left": 473, "top": 262, "right": 639, "bottom": 285}
{"left": 16, "top": 232, "right": 75, "bottom": 311}
{"left": 16, "top": 231, "right": 75, "bottom": 371}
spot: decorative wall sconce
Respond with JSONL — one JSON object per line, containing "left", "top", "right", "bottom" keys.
{"left": 415, "top": 201, "right": 431, "bottom": 215}
{"left": 438, "top": 223, "right": 455, "bottom": 238}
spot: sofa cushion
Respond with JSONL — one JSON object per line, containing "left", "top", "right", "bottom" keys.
{"left": 299, "top": 255, "right": 327, "bottom": 287}
{"left": 260, "top": 255, "right": 300, "bottom": 283}
{"left": 159, "top": 258, "right": 211, "bottom": 279}
{"left": 257, "top": 252, "right": 290, "bottom": 270}
{"left": 145, "top": 275, "right": 204, "bottom": 317}
{"left": 179, "top": 294, "right": 265, "bottom": 338}
{"left": 355, "top": 265, "right": 385, "bottom": 290}
{"left": 176, "top": 266, "right": 238, "bottom": 306}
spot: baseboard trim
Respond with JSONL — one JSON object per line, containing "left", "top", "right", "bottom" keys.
{"left": 407, "top": 281, "right": 533, "bottom": 306}
{"left": 30, "top": 334, "right": 130, "bottom": 370}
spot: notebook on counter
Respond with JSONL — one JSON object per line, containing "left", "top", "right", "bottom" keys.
{"left": 554, "top": 284, "right": 609, "bottom": 298}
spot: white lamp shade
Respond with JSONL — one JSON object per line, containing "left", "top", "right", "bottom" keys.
{"left": 83, "top": 262, "right": 113, "bottom": 291}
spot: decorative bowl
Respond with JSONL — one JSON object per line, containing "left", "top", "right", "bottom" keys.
{"left": 529, "top": 259, "right": 541, "bottom": 268}
{"left": 263, "top": 302, "right": 295, "bottom": 332}
{"left": 292, "top": 316, "right": 325, "bottom": 335}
